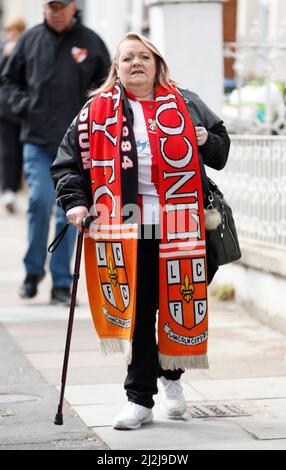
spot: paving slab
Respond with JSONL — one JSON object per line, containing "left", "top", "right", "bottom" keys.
{"left": 64, "top": 382, "right": 204, "bottom": 408}
{"left": 257, "top": 398, "right": 286, "bottom": 419}
{"left": 0, "top": 304, "right": 91, "bottom": 323}
{"left": 64, "top": 384, "right": 126, "bottom": 406}
{"left": 73, "top": 404, "right": 125, "bottom": 428}
{"left": 190, "top": 377, "right": 286, "bottom": 401}
{"left": 1, "top": 198, "right": 286, "bottom": 450}
{"left": 67, "top": 384, "right": 205, "bottom": 428}
{"left": 4, "top": 319, "right": 98, "bottom": 352}
{"left": 26, "top": 350, "right": 123, "bottom": 372}
{"left": 236, "top": 418, "right": 286, "bottom": 440}
{"left": 92, "top": 419, "right": 253, "bottom": 450}
{"left": 40, "top": 365, "right": 127, "bottom": 387}
{"left": 0, "top": 324, "right": 107, "bottom": 450}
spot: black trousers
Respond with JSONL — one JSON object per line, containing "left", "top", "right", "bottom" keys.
{"left": 124, "top": 227, "right": 184, "bottom": 408}
{"left": 0, "top": 119, "right": 23, "bottom": 192}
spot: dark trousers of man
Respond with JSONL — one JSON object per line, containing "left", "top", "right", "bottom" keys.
{"left": 124, "top": 226, "right": 184, "bottom": 409}
{"left": 0, "top": 120, "right": 22, "bottom": 192}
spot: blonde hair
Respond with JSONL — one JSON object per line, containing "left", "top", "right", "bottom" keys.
{"left": 90, "top": 32, "right": 176, "bottom": 96}
{"left": 4, "top": 16, "right": 26, "bottom": 34}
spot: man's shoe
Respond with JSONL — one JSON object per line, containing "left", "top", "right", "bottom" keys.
{"left": 2, "top": 190, "right": 16, "bottom": 214}
{"left": 159, "top": 377, "right": 187, "bottom": 418}
{"left": 19, "top": 272, "right": 45, "bottom": 299}
{"left": 51, "top": 287, "right": 72, "bottom": 306}
{"left": 113, "top": 402, "right": 153, "bottom": 430}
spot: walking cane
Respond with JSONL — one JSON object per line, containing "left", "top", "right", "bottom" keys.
{"left": 52, "top": 217, "right": 92, "bottom": 426}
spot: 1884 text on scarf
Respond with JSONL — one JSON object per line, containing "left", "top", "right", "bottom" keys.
{"left": 79, "top": 83, "right": 209, "bottom": 370}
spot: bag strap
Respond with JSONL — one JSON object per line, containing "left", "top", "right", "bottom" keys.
{"left": 48, "top": 224, "right": 70, "bottom": 253}
{"left": 182, "top": 95, "right": 215, "bottom": 209}
{"left": 197, "top": 150, "right": 216, "bottom": 210}
{"left": 48, "top": 215, "right": 96, "bottom": 254}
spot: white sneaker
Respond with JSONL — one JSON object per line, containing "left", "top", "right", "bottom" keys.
{"left": 2, "top": 190, "right": 16, "bottom": 213}
{"left": 159, "top": 377, "right": 187, "bottom": 418}
{"left": 113, "top": 402, "right": 153, "bottom": 430}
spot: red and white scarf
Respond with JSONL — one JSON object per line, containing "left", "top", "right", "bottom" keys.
{"left": 81, "top": 83, "right": 209, "bottom": 370}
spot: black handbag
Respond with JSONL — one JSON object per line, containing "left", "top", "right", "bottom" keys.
{"left": 204, "top": 177, "right": 241, "bottom": 266}
{"left": 199, "top": 155, "right": 241, "bottom": 266}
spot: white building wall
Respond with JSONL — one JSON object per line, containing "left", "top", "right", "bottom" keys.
{"left": 2, "top": 0, "right": 42, "bottom": 28}
{"left": 147, "top": 0, "right": 225, "bottom": 114}
{"left": 83, "top": 0, "right": 145, "bottom": 56}
{"left": 237, "top": 0, "right": 260, "bottom": 40}
{"left": 236, "top": 0, "right": 286, "bottom": 82}
{"left": 237, "top": 0, "right": 286, "bottom": 42}
{"left": 269, "top": 0, "right": 286, "bottom": 41}
{"left": 83, "top": 0, "right": 130, "bottom": 56}
{"left": 212, "top": 253, "right": 286, "bottom": 334}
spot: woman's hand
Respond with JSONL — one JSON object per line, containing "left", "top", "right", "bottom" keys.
{"left": 195, "top": 126, "right": 208, "bottom": 146}
{"left": 66, "top": 206, "right": 89, "bottom": 231}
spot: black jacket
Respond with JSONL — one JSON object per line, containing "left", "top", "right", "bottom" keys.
{"left": 0, "top": 46, "right": 20, "bottom": 125}
{"left": 51, "top": 88, "right": 230, "bottom": 284}
{"left": 51, "top": 88, "right": 230, "bottom": 212}
{"left": 1, "top": 12, "right": 111, "bottom": 154}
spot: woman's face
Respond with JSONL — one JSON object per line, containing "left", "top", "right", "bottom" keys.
{"left": 116, "top": 39, "right": 157, "bottom": 97}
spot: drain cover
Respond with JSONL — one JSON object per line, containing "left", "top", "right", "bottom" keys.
{"left": 188, "top": 402, "right": 251, "bottom": 419}
{"left": 0, "top": 394, "right": 39, "bottom": 404}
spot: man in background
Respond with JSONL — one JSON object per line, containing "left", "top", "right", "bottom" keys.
{"left": 2, "top": 0, "right": 111, "bottom": 305}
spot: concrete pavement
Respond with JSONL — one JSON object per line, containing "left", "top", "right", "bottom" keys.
{"left": 1, "top": 195, "right": 286, "bottom": 450}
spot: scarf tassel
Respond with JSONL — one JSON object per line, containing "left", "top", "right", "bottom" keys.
{"left": 159, "top": 353, "right": 209, "bottom": 371}
{"left": 100, "top": 338, "right": 133, "bottom": 365}
{"left": 100, "top": 340, "right": 209, "bottom": 370}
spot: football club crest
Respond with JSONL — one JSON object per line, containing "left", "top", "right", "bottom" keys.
{"left": 96, "top": 242, "right": 130, "bottom": 313}
{"left": 71, "top": 47, "right": 88, "bottom": 63}
{"left": 167, "top": 257, "right": 207, "bottom": 330}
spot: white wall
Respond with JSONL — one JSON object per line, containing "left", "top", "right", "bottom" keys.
{"left": 269, "top": 0, "right": 286, "bottom": 41}
{"left": 2, "top": 0, "right": 42, "bottom": 28}
{"left": 212, "top": 260, "right": 286, "bottom": 333}
{"left": 237, "top": 0, "right": 260, "bottom": 40}
{"left": 148, "top": 1, "right": 224, "bottom": 114}
{"left": 237, "top": 0, "right": 286, "bottom": 41}
{"left": 83, "top": 0, "right": 130, "bottom": 56}
{"left": 236, "top": 0, "right": 286, "bottom": 82}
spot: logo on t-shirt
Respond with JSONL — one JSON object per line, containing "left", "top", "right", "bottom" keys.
{"left": 136, "top": 139, "right": 149, "bottom": 154}
{"left": 148, "top": 118, "right": 156, "bottom": 133}
{"left": 71, "top": 47, "right": 88, "bottom": 63}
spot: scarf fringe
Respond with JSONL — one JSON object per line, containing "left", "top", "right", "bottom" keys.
{"left": 100, "top": 338, "right": 133, "bottom": 365}
{"left": 99, "top": 340, "right": 209, "bottom": 370}
{"left": 100, "top": 338, "right": 126, "bottom": 355}
{"left": 159, "top": 353, "right": 209, "bottom": 371}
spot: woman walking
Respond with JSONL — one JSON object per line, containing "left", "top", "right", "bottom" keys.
{"left": 51, "top": 32, "right": 230, "bottom": 430}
